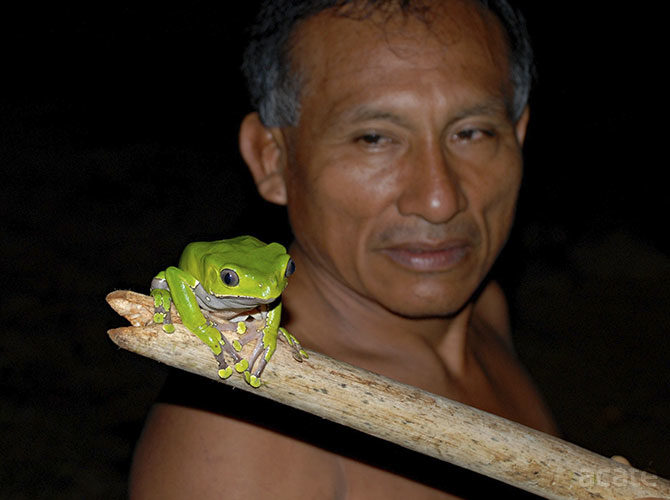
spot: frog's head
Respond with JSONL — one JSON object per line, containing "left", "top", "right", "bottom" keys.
{"left": 189, "top": 236, "right": 295, "bottom": 306}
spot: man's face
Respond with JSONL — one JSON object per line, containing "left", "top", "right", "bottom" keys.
{"left": 280, "top": 1, "right": 528, "bottom": 318}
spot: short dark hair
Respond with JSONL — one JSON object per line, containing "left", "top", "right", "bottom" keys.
{"left": 242, "top": 0, "right": 534, "bottom": 127}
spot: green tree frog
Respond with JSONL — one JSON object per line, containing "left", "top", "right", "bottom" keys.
{"left": 150, "top": 235, "right": 307, "bottom": 387}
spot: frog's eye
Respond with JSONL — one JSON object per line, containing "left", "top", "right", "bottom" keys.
{"left": 220, "top": 269, "right": 240, "bottom": 287}
{"left": 285, "top": 258, "right": 296, "bottom": 277}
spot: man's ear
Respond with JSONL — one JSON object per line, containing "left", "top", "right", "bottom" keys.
{"left": 515, "top": 106, "right": 530, "bottom": 146}
{"left": 239, "top": 112, "right": 288, "bottom": 205}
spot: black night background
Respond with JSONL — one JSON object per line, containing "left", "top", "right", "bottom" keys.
{"left": 1, "top": 2, "right": 668, "bottom": 497}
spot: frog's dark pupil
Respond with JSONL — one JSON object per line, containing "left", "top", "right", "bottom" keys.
{"left": 285, "top": 258, "right": 296, "bottom": 277}
{"left": 221, "top": 269, "right": 239, "bottom": 286}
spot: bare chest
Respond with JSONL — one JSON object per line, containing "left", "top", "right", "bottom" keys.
{"left": 283, "top": 353, "right": 555, "bottom": 499}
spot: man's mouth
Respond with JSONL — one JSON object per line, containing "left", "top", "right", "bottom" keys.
{"left": 379, "top": 241, "right": 472, "bottom": 272}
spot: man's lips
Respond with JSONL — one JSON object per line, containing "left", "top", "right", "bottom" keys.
{"left": 378, "top": 242, "right": 472, "bottom": 272}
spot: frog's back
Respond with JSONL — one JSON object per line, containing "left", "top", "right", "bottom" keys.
{"left": 178, "top": 236, "right": 288, "bottom": 277}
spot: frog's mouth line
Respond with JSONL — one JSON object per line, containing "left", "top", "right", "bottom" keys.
{"left": 213, "top": 295, "right": 276, "bottom": 307}
{"left": 194, "top": 283, "right": 278, "bottom": 311}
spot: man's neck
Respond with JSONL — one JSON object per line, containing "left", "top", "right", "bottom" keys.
{"left": 282, "top": 243, "right": 476, "bottom": 385}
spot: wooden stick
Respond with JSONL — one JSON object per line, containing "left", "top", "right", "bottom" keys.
{"left": 107, "top": 290, "right": 670, "bottom": 499}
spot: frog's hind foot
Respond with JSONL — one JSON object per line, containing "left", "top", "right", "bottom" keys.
{"left": 279, "top": 327, "right": 309, "bottom": 361}
{"left": 214, "top": 350, "right": 234, "bottom": 379}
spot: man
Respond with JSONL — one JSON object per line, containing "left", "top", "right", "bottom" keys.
{"left": 130, "top": 1, "right": 559, "bottom": 497}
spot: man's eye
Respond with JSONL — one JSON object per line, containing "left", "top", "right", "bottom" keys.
{"left": 360, "top": 133, "right": 382, "bottom": 144}
{"left": 453, "top": 128, "right": 494, "bottom": 142}
{"left": 356, "top": 133, "right": 391, "bottom": 148}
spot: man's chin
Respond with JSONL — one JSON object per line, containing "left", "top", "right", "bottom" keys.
{"left": 377, "top": 293, "right": 472, "bottom": 320}
{"left": 366, "top": 263, "right": 481, "bottom": 320}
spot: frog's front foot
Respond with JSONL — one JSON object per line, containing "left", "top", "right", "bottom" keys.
{"left": 151, "top": 289, "right": 175, "bottom": 333}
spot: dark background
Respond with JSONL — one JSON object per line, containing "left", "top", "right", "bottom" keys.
{"left": 1, "top": 2, "right": 668, "bottom": 497}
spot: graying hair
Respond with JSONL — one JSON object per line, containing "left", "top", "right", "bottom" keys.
{"left": 242, "top": 0, "right": 534, "bottom": 127}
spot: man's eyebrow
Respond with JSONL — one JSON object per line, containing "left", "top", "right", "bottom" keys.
{"left": 339, "top": 98, "right": 511, "bottom": 129}
{"left": 345, "top": 106, "right": 414, "bottom": 128}
{"left": 450, "top": 99, "right": 511, "bottom": 121}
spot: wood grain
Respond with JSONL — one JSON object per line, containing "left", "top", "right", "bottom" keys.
{"left": 107, "top": 290, "right": 670, "bottom": 499}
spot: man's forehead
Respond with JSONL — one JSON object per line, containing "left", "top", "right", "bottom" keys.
{"left": 289, "top": 0, "right": 510, "bottom": 87}
{"left": 286, "top": 0, "right": 512, "bottom": 122}
{"left": 290, "top": 0, "right": 506, "bottom": 57}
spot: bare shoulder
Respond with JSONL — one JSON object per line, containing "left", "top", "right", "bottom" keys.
{"left": 129, "top": 402, "right": 340, "bottom": 499}
{"left": 469, "top": 282, "right": 560, "bottom": 435}
{"left": 472, "top": 281, "right": 514, "bottom": 348}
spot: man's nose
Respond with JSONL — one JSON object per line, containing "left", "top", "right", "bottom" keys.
{"left": 396, "top": 142, "right": 467, "bottom": 223}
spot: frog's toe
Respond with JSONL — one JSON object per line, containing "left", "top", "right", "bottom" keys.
{"left": 214, "top": 350, "right": 233, "bottom": 378}
{"left": 248, "top": 374, "right": 262, "bottom": 388}
{"left": 219, "top": 338, "right": 243, "bottom": 363}
{"left": 152, "top": 302, "right": 174, "bottom": 333}
{"left": 234, "top": 359, "right": 249, "bottom": 373}
{"left": 162, "top": 323, "right": 175, "bottom": 334}
{"left": 288, "top": 339, "right": 308, "bottom": 361}
{"left": 280, "top": 328, "right": 307, "bottom": 360}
